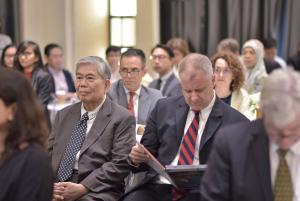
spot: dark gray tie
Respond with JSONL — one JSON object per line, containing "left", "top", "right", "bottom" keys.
{"left": 156, "top": 78, "right": 162, "bottom": 90}
{"left": 57, "top": 112, "right": 89, "bottom": 181}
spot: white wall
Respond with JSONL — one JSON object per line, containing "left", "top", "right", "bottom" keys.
{"left": 20, "top": 0, "right": 159, "bottom": 74}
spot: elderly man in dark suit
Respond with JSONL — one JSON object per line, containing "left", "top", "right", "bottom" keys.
{"left": 122, "top": 53, "right": 249, "bottom": 201}
{"left": 201, "top": 68, "right": 300, "bottom": 201}
{"left": 108, "top": 48, "right": 163, "bottom": 136}
{"left": 48, "top": 56, "right": 136, "bottom": 201}
{"left": 148, "top": 44, "right": 182, "bottom": 97}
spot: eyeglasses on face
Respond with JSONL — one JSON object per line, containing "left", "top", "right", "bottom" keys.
{"left": 214, "top": 67, "right": 232, "bottom": 75}
{"left": 119, "top": 68, "right": 141, "bottom": 76}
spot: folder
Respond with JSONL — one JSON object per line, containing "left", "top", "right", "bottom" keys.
{"left": 136, "top": 141, "right": 207, "bottom": 189}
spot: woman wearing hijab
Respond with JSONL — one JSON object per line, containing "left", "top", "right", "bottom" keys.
{"left": 242, "top": 39, "right": 268, "bottom": 94}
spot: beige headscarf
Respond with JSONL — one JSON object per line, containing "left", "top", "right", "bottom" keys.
{"left": 242, "top": 39, "right": 268, "bottom": 94}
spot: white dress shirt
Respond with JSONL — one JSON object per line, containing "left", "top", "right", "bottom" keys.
{"left": 124, "top": 86, "right": 141, "bottom": 119}
{"left": 158, "top": 92, "right": 216, "bottom": 183}
{"left": 269, "top": 140, "right": 300, "bottom": 201}
{"left": 124, "top": 86, "right": 143, "bottom": 140}
{"left": 48, "top": 67, "right": 68, "bottom": 94}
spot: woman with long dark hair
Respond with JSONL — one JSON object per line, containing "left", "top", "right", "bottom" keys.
{"left": 0, "top": 68, "right": 53, "bottom": 200}
{"left": 14, "top": 40, "right": 54, "bottom": 107}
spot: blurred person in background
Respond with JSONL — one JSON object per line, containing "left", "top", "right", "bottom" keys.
{"left": 0, "top": 44, "right": 17, "bottom": 69}
{"left": 148, "top": 44, "right": 182, "bottom": 97}
{"left": 242, "top": 39, "right": 268, "bottom": 94}
{"left": 211, "top": 53, "right": 257, "bottom": 120}
{"left": 217, "top": 38, "right": 241, "bottom": 57}
{"left": 262, "top": 37, "right": 287, "bottom": 69}
{"left": 14, "top": 40, "right": 54, "bottom": 128}
{"left": 44, "top": 43, "right": 76, "bottom": 102}
{"left": 201, "top": 68, "right": 300, "bottom": 201}
{"left": 14, "top": 40, "right": 54, "bottom": 108}
{"left": 287, "top": 41, "right": 300, "bottom": 72}
{"left": 166, "top": 37, "right": 190, "bottom": 78}
{"left": 105, "top": 45, "right": 121, "bottom": 83}
{"left": 0, "top": 68, "right": 53, "bottom": 201}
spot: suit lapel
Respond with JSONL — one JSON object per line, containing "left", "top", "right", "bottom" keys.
{"left": 251, "top": 120, "right": 273, "bottom": 201}
{"left": 199, "top": 98, "right": 223, "bottom": 151}
{"left": 56, "top": 103, "right": 82, "bottom": 167}
{"left": 162, "top": 73, "right": 175, "bottom": 95}
{"left": 175, "top": 97, "right": 189, "bottom": 147}
{"left": 138, "top": 87, "right": 151, "bottom": 124}
{"left": 116, "top": 80, "right": 128, "bottom": 108}
{"left": 80, "top": 98, "right": 112, "bottom": 156}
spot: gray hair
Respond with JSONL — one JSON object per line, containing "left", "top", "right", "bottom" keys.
{"left": 261, "top": 68, "right": 300, "bottom": 126}
{"left": 178, "top": 53, "right": 213, "bottom": 79}
{"left": 76, "top": 56, "right": 111, "bottom": 80}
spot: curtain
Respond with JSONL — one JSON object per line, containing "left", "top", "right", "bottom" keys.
{"left": 160, "top": 0, "right": 300, "bottom": 59}
{"left": 0, "top": 0, "right": 21, "bottom": 43}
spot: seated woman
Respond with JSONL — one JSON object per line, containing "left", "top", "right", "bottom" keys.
{"left": 14, "top": 40, "right": 54, "bottom": 107}
{"left": 14, "top": 41, "right": 54, "bottom": 127}
{"left": 211, "top": 53, "right": 257, "bottom": 120}
{"left": 0, "top": 68, "right": 53, "bottom": 200}
{"left": 242, "top": 39, "right": 268, "bottom": 94}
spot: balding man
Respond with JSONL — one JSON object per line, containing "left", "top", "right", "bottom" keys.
{"left": 122, "top": 54, "right": 248, "bottom": 201}
{"left": 201, "top": 68, "right": 300, "bottom": 201}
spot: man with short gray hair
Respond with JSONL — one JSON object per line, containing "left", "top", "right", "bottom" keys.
{"left": 122, "top": 53, "right": 248, "bottom": 201}
{"left": 48, "top": 56, "right": 136, "bottom": 201}
{"left": 201, "top": 68, "right": 300, "bottom": 201}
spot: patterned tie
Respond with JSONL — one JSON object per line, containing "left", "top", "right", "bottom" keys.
{"left": 274, "top": 149, "right": 293, "bottom": 201}
{"left": 128, "top": 92, "right": 135, "bottom": 116}
{"left": 178, "top": 111, "right": 200, "bottom": 165}
{"left": 57, "top": 112, "right": 89, "bottom": 182}
{"left": 173, "top": 111, "right": 200, "bottom": 201}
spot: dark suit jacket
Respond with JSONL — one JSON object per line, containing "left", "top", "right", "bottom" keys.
{"left": 108, "top": 80, "right": 163, "bottom": 124}
{"left": 48, "top": 98, "right": 136, "bottom": 201}
{"left": 32, "top": 67, "right": 55, "bottom": 106}
{"left": 124, "top": 96, "right": 249, "bottom": 193}
{"left": 148, "top": 73, "right": 182, "bottom": 97}
{"left": 45, "top": 65, "right": 76, "bottom": 93}
{"left": 62, "top": 69, "right": 76, "bottom": 92}
{"left": 201, "top": 120, "right": 273, "bottom": 201}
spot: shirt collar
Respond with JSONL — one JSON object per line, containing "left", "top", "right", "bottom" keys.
{"left": 80, "top": 96, "right": 106, "bottom": 120}
{"left": 189, "top": 91, "right": 216, "bottom": 120}
{"left": 48, "top": 66, "right": 63, "bottom": 74}
{"left": 123, "top": 85, "right": 142, "bottom": 97}
{"left": 160, "top": 70, "right": 173, "bottom": 82}
{"left": 270, "top": 138, "right": 300, "bottom": 156}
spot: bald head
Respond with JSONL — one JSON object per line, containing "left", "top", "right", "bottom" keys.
{"left": 178, "top": 53, "right": 213, "bottom": 81}
{"left": 178, "top": 53, "right": 214, "bottom": 111}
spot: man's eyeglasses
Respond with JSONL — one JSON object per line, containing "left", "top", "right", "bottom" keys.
{"left": 119, "top": 68, "right": 141, "bottom": 77}
{"left": 149, "top": 55, "right": 169, "bottom": 61}
{"left": 214, "top": 67, "right": 232, "bottom": 75}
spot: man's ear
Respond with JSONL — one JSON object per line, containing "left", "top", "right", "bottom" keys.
{"left": 142, "top": 66, "right": 148, "bottom": 76}
{"left": 105, "top": 79, "right": 111, "bottom": 91}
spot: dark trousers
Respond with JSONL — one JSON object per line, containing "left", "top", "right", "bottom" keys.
{"left": 122, "top": 183, "right": 200, "bottom": 201}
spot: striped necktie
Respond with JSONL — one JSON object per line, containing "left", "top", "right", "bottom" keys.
{"left": 274, "top": 149, "right": 293, "bottom": 201}
{"left": 178, "top": 111, "right": 200, "bottom": 165}
{"left": 173, "top": 111, "right": 200, "bottom": 201}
